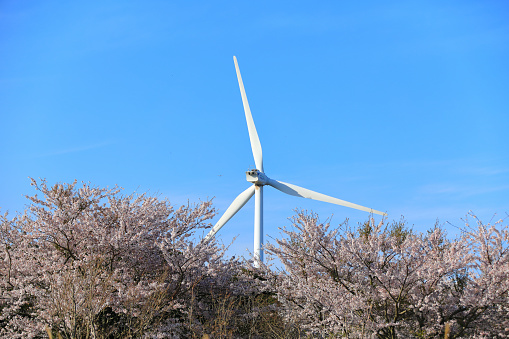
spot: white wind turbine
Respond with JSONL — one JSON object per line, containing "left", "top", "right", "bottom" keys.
{"left": 204, "top": 56, "right": 386, "bottom": 265}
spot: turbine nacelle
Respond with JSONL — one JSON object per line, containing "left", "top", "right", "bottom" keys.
{"left": 246, "top": 169, "right": 269, "bottom": 186}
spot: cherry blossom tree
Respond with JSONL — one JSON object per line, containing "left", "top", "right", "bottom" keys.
{"left": 263, "top": 211, "right": 509, "bottom": 339}
{"left": 3, "top": 178, "right": 507, "bottom": 338}
{"left": 0, "top": 178, "right": 229, "bottom": 338}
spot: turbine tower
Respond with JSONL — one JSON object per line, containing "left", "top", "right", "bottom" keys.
{"left": 204, "top": 56, "right": 386, "bottom": 266}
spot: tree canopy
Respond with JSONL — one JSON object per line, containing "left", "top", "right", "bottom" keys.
{"left": 1, "top": 179, "right": 507, "bottom": 338}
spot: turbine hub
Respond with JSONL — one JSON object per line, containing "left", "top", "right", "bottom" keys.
{"left": 246, "top": 169, "right": 269, "bottom": 186}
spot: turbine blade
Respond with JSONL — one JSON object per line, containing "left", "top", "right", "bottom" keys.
{"left": 268, "top": 178, "right": 387, "bottom": 216}
{"left": 203, "top": 185, "right": 256, "bottom": 242}
{"left": 233, "top": 56, "right": 263, "bottom": 172}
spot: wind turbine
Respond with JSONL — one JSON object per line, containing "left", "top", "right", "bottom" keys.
{"left": 204, "top": 56, "right": 386, "bottom": 265}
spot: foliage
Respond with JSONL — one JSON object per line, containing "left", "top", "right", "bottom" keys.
{"left": 1, "top": 179, "right": 508, "bottom": 338}
{"left": 0, "top": 179, "right": 264, "bottom": 338}
{"left": 263, "top": 211, "right": 509, "bottom": 338}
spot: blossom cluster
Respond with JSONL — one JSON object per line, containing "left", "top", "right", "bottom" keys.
{"left": 0, "top": 179, "right": 259, "bottom": 338}
{"left": 263, "top": 211, "right": 509, "bottom": 338}
{"left": 1, "top": 179, "right": 507, "bottom": 338}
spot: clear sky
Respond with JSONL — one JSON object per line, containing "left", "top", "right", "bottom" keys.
{"left": 1, "top": 1, "right": 508, "bottom": 259}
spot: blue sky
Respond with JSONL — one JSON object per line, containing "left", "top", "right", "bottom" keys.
{"left": 1, "top": 1, "right": 508, "bottom": 258}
